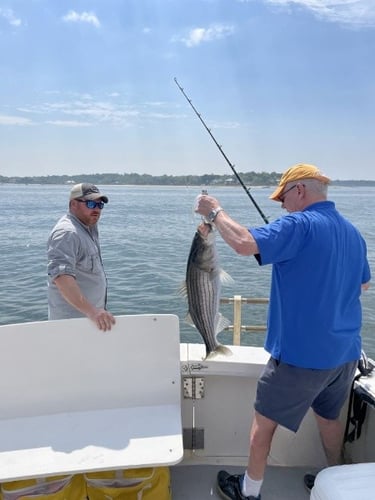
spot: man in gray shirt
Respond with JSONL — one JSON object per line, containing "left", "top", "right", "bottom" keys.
{"left": 47, "top": 183, "right": 115, "bottom": 331}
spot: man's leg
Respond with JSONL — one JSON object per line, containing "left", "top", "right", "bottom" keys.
{"left": 247, "top": 410, "right": 278, "bottom": 479}
{"left": 314, "top": 412, "right": 344, "bottom": 465}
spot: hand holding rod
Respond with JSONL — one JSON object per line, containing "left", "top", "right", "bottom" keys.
{"left": 174, "top": 77, "right": 269, "bottom": 224}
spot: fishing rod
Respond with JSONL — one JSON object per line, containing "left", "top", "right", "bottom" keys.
{"left": 174, "top": 77, "right": 269, "bottom": 224}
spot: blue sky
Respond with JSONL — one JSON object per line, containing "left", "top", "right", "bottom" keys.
{"left": 1, "top": 0, "right": 374, "bottom": 180}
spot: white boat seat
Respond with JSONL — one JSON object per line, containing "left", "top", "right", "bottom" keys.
{"left": 310, "top": 463, "right": 375, "bottom": 500}
{"left": 0, "top": 315, "right": 183, "bottom": 481}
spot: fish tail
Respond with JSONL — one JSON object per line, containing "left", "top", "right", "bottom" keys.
{"left": 205, "top": 344, "right": 233, "bottom": 359}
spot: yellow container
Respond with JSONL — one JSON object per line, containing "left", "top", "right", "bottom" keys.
{"left": 85, "top": 467, "right": 171, "bottom": 500}
{"left": 1, "top": 474, "right": 86, "bottom": 500}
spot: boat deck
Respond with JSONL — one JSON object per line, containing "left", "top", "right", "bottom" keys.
{"left": 171, "top": 464, "right": 319, "bottom": 499}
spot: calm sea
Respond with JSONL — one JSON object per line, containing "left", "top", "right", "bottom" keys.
{"left": 1, "top": 184, "right": 374, "bottom": 358}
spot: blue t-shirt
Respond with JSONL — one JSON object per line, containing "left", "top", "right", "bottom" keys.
{"left": 250, "top": 201, "right": 371, "bottom": 369}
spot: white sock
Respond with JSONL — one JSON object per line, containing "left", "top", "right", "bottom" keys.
{"left": 242, "top": 471, "right": 263, "bottom": 497}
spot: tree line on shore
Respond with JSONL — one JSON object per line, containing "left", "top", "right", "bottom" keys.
{"left": 1, "top": 172, "right": 374, "bottom": 187}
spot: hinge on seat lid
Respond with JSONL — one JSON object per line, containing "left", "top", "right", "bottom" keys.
{"left": 183, "top": 377, "right": 205, "bottom": 399}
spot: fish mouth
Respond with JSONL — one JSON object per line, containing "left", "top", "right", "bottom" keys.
{"left": 197, "top": 222, "right": 213, "bottom": 237}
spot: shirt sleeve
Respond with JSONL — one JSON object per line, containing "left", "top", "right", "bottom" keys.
{"left": 47, "top": 228, "right": 80, "bottom": 280}
{"left": 249, "top": 214, "right": 307, "bottom": 266}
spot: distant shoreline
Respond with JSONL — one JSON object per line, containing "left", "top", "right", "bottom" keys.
{"left": 1, "top": 173, "right": 375, "bottom": 188}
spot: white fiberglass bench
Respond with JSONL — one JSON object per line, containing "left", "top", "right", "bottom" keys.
{"left": 0, "top": 315, "right": 183, "bottom": 482}
{"left": 310, "top": 463, "right": 375, "bottom": 500}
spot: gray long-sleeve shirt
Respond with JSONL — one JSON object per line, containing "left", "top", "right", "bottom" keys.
{"left": 47, "top": 212, "right": 107, "bottom": 319}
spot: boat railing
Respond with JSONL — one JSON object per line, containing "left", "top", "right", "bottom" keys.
{"left": 220, "top": 295, "right": 269, "bottom": 345}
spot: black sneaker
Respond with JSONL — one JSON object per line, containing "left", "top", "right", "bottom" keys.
{"left": 304, "top": 473, "right": 316, "bottom": 492}
{"left": 217, "top": 470, "right": 261, "bottom": 500}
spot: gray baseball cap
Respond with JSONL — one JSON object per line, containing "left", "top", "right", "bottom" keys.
{"left": 69, "top": 183, "right": 108, "bottom": 203}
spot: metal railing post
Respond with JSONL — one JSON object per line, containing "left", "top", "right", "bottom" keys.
{"left": 220, "top": 296, "right": 269, "bottom": 345}
{"left": 233, "top": 295, "right": 242, "bottom": 346}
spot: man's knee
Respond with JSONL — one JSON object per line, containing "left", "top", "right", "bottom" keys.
{"left": 250, "top": 411, "right": 278, "bottom": 449}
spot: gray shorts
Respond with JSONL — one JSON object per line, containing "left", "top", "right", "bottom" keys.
{"left": 254, "top": 357, "right": 358, "bottom": 432}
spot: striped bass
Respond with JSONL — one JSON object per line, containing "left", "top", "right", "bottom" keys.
{"left": 182, "top": 223, "right": 232, "bottom": 359}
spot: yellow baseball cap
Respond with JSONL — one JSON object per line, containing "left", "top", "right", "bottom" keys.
{"left": 270, "top": 163, "right": 331, "bottom": 202}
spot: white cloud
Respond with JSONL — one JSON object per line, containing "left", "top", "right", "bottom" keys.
{"left": 62, "top": 10, "right": 100, "bottom": 28}
{"left": 46, "top": 120, "right": 92, "bottom": 127}
{"left": 15, "top": 96, "right": 141, "bottom": 127}
{"left": 176, "top": 23, "right": 235, "bottom": 47}
{"left": 263, "top": 0, "right": 375, "bottom": 27}
{"left": 0, "top": 8, "right": 22, "bottom": 27}
{"left": 0, "top": 115, "right": 32, "bottom": 126}
{"left": 210, "top": 120, "right": 241, "bottom": 130}
{"left": 5, "top": 92, "right": 188, "bottom": 130}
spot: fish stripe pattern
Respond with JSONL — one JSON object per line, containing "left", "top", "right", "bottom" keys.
{"left": 183, "top": 223, "right": 232, "bottom": 359}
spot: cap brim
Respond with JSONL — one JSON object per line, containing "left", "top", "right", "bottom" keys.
{"left": 269, "top": 185, "right": 284, "bottom": 202}
{"left": 83, "top": 194, "right": 108, "bottom": 203}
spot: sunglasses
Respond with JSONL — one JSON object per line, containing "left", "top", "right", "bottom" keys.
{"left": 76, "top": 199, "right": 105, "bottom": 210}
{"left": 279, "top": 184, "right": 297, "bottom": 203}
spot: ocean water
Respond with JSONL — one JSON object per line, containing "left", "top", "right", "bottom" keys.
{"left": 1, "top": 183, "right": 374, "bottom": 357}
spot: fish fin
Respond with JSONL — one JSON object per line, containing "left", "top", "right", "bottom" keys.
{"left": 178, "top": 281, "right": 188, "bottom": 297}
{"left": 184, "top": 313, "right": 196, "bottom": 327}
{"left": 220, "top": 269, "right": 234, "bottom": 285}
{"left": 215, "top": 312, "right": 231, "bottom": 334}
{"left": 205, "top": 344, "right": 233, "bottom": 359}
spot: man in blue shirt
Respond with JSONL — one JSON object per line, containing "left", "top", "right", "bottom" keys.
{"left": 196, "top": 164, "right": 371, "bottom": 500}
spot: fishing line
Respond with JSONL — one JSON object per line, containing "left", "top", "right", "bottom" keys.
{"left": 174, "top": 77, "right": 269, "bottom": 224}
